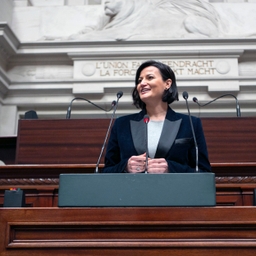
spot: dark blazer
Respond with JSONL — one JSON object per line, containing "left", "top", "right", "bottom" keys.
{"left": 103, "top": 107, "right": 211, "bottom": 173}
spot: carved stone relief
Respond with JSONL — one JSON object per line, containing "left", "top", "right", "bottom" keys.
{"left": 11, "top": 0, "right": 256, "bottom": 42}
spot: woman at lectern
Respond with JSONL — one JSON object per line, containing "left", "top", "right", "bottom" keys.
{"left": 102, "top": 60, "right": 211, "bottom": 173}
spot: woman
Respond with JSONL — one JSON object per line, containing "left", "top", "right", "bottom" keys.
{"left": 103, "top": 60, "right": 211, "bottom": 173}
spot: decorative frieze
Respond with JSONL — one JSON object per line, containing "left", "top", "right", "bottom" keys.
{"left": 1, "top": 176, "right": 256, "bottom": 186}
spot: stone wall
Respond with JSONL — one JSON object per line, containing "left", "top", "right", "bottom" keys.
{"left": 0, "top": 0, "right": 256, "bottom": 136}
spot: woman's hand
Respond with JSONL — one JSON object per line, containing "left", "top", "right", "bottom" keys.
{"left": 147, "top": 158, "right": 169, "bottom": 173}
{"left": 126, "top": 154, "right": 169, "bottom": 173}
{"left": 126, "top": 153, "right": 146, "bottom": 173}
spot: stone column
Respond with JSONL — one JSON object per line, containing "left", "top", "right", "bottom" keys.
{"left": 0, "top": 105, "right": 18, "bottom": 136}
{"left": 0, "top": 0, "right": 14, "bottom": 25}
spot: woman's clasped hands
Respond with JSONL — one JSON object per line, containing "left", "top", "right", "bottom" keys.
{"left": 126, "top": 153, "right": 168, "bottom": 173}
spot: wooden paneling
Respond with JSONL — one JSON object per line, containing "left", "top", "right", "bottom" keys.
{"left": 201, "top": 117, "right": 256, "bottom": 163}
{"left": 14, "top": 117, "right": 256, "bottom": 165}
{"left": 0, "top": 186, "right": 253, "bottom": 207}
{"left": 15, "top": 119, "right": 110, "bottom": 164}
{"left": 2, "top": 207, "right": 256, "bottom": 255}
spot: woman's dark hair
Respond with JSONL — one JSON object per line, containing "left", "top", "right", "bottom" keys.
{"left": 132, "top": 60, "right": 179, "bottom": 109}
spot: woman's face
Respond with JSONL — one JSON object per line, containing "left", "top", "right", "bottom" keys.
{"left": 137, "top": 66, "right": 171, "bottom": 104}
{"left": 104, "top": 0, "right": 123, "bottom": 17}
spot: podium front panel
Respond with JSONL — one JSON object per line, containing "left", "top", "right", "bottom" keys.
{"left": 58, "top": 173, "right": 216, "bottom": 207}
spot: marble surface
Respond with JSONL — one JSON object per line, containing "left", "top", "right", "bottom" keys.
{"left": 11, "top": 1, "right": 256, "bottom": 42}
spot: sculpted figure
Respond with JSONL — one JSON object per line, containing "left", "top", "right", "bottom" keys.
{"left": 40, "top": 0, "right": 255, "bottom": 41}
{"left": 68, "top": 0, "right": 222, "bottom": 41}
{"left": 162, "top": 0, "right": 222, "bottom": 37}
{"left": 68, "top": 0, "right": 145, "bottom": 40}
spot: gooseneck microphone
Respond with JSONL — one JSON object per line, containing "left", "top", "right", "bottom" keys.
{"left": 183, "top": 91, "right": 199, "bottom": 172}
{"left": 193, "top": 94, "right": 241, "bottom": 117}
{"left": 66, "top": 97, "right": 116, "bottom": 119}
{"left": 143, "top": 115, "right": 150, "bottom": 174}
{"left": 95, "top": 91, "right": 123, "bottom": 173}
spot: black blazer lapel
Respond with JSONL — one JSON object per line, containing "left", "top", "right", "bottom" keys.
{"left": 155, "top": 118, "right": 182, "bottom": 158}
{"left": 130, "top": 119, "right": 147, "bottom": 155}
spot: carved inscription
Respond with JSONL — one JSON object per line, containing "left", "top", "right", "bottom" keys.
{"left": 94, "top": 60, "right": 218, "bottom": 78}
{"left": 163, "top": 60, "right": 215, "bottom": 76}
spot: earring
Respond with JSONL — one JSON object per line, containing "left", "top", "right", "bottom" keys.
{"left": 169, "top": 87, "right": 173, "bottom": 94}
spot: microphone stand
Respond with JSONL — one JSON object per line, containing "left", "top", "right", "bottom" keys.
{"left": 66, "top": 97, "right": 115, "bottom": 119}
{"left": 183, "top": 91, "right": 199, "bottom": 173}
{"left": 95, "top": 92, "right": 123, "bottom": 173}
{"left": 193, "top": 94, "right": 241, "bottom": 117}
{"left": 143, "top": 115, "right": 150, "bottom": 173}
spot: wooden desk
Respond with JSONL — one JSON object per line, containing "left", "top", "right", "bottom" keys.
{"left": 1, "top": 207, "right": 256, "bottom": 255}
{"left": 1, "top": 117, "right": 256, "bottom": 207}
{"left": 1, "top": 163, "right": 256, "bottom": 207}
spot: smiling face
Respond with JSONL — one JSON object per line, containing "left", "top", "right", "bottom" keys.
{"left": 137, "top": 66, "right": 172, "bottom": 105}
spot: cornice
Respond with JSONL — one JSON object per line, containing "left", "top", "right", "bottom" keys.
{"left": 2, "top": 35, "right": 255, "bottom": 63}
{"left": 20, "top": 37, "right": 256, "bottom": 48}
{"left": 0, "top": 22, "right": 20, "bottom": 57}
{"left": 12, "top": 38, "right": 256, "bottom": 56}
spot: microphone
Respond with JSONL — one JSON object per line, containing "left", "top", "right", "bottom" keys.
{"left": 193, "top": 94, "right": 241, "bottom": 117}
{"left": 116, "top": 91, "right": 123, "bottom": 99}
{"left": 143, "top": 114, "right": 150, "bottom": 173}
{"left": 95, "top": 91, "right": 123, "bottom": 173}
{"left": 66, "top": 97, "right": 116, "bottom": 119}
{"left": 183, "top": 91, "right": 199, "bottom": 172}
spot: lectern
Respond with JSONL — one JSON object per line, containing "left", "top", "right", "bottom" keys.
{"left": 58, "top": 173, "right": 216, "bottom": 207}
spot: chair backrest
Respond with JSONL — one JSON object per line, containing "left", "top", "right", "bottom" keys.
{"left": 24, "top": 110, "right": 38, "bottom": 119}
